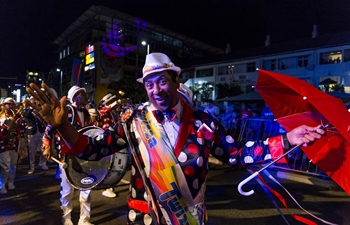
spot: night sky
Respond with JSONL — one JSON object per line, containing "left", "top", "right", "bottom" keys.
{"left": 0, "top": 0, "right": 349, "bottom": 83}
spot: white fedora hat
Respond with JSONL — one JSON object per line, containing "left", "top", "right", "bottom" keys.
{"left": 67, "top": 85, "right": 86, "bottom": 103}
{"left": 88, "top": 108, "right": 99, "bottom": 117}
{"left": 2, "top": 97, "right": 15, "bottom": 104}
{"left": 137, "top": 52, "right": 181, "bottom": 83}
{"left": 99, "top": 93, "right": 117, "bottom": 106}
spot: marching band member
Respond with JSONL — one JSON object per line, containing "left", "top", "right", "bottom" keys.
{"left": 16, "top": 102, "right": 28, "bottom": 163}
{"left": 88, "top": 108, "right": 100, "bottom": 127}
{"left": 43, "top": 85, "right": 94, "bottom": 225}
{"left": 97, "top": 93, "right": 119, "bottom": 198}
{"left": 27, "top": 53, "right": 325, "bottom": 225}
{"left": 0, "top": 97, "right": 25, "bottom": 194}
{"left": 23, "top": 96, "right": 47, "bottom": 174}
{"left": 61, "top": 85, "right": 94, "bottom": 225}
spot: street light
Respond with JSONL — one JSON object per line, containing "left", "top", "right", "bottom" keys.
{"left": 56, "top": 68, "right": 63, "bottom": 97}
{"left": 141, "top": 40, "right": 149, "bottom": 55}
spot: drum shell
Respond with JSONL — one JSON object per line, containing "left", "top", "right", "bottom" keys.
{"left": 93, "top": 148, "right": 129, "bottom": 190}
{"left": 63, "top": 126, "right": 129, "bottom": 190}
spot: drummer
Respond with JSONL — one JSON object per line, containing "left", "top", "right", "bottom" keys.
{"left": 43, "top": 85, "right": 95, "bottom": 225}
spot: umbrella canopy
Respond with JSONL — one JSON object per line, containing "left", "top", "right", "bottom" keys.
{"left": 319, "top": 78, "right": 337, "bottom": 85}
{"left": 255, "top": 69, "right": 350, "bottom": 195}
{"left": 216, "top": 91, "right": 263, "bottom": 102}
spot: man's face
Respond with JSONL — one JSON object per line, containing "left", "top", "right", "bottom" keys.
{"left": 74, "top": 90, "right": 88, "bottom": 106}
{"left": 144, "top": 71, "right": 179, "bottom": 112}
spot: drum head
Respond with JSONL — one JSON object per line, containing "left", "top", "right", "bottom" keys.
{"left": 64, "top": 126, "right": 113, "bottom": 190}
{"left": 64, "top": 154, "right": 113, "bottom": 190}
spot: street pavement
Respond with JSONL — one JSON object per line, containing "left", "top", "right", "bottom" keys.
{"left": 1, "top": 158, "right": 350, "bottom": 225}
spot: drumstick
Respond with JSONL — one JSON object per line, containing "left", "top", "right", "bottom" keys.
{"left": 50, "top": 156, "right": 68, "bottom": 169}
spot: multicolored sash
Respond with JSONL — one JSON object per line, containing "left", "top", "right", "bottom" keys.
{"left": 133, "top": 104, "right": 204, "bottom": 225}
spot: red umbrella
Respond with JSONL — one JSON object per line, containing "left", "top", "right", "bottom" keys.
{"left": 252, "top": 69, "right": 350, "bottom": 196}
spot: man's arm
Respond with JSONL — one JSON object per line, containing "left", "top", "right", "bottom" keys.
{"left": 25, "top": 83, "right": 129, "bottom": 160}
{"left": 25, "top": 83, "right": 79, "bottom": 148}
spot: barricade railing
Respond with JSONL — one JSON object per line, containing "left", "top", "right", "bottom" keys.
{"left": 236, "top": 117, "right": 330, "bottom": 179}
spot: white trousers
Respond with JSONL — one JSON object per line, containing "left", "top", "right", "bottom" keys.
{"left": 0, "top": 150, "right": 18, "bottom": 186}
{"left": 27, "top": 131, "right": 45, "bottom": 170}
{"left": 60, "top": 165, "right": 91, "bottom": 221}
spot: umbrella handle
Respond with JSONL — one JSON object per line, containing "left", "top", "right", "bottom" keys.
{"left": 237, "top": 171, "right": 259, "bottom": 196}
{"left": 237, "top": 145, "right": 299, "bottom": 196}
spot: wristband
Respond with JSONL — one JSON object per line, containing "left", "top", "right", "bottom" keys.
{"left": 282, "top": 133, "right": 290, "bottom": 149}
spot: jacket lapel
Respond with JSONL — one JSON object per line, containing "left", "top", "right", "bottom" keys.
{"left": 174, "top": 102, "right": 195, "bottom": 158}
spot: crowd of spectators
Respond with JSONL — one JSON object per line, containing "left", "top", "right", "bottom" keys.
{"left": 196, "top": 100, "right": 283, "bottom": 143}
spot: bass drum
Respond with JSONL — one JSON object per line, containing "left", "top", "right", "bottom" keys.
{"left": 64, "top": 126, "right": 129, "bottom": 191}
{"left": 93, "top": 148, "right": 129, "bottom": 190}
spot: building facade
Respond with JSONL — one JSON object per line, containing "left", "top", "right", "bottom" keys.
{"left": 51, "top": 5, "right": 224, "bottom": 104}
{"left": 187, "top": 29, "right": 350, "bottom": 100}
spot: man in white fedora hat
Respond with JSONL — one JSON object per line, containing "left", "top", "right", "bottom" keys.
{"left": 64, "top": 85, "right": 95, "bottom": 225}
{"left": 26, "top": 53, "right": 324, "bottom": 225}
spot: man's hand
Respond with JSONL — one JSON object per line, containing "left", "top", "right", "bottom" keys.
{"left": 42, "top": 146, "right": 52, "bottom": 160}
{"left": 286, "top": 125, "right": 325, "bottom": 147}
{"left": 24, "top": 83, "right": 69, "bottom": 129}
{"left": 25, "top": 83, "right": 80, "bottom": 149}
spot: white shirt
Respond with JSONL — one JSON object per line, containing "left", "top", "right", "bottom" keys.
{"left": 152, "top": 101, "right": 183, "bottom": 147}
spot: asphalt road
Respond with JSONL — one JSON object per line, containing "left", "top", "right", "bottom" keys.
{"left": 1, "top": 158, "right": 350, "bottom": 225}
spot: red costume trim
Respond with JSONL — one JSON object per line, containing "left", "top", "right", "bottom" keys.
{"left": 268, "top": 135, "right": 287, "bottom": 164}
{"left": 127, "top": 196, "right": 150, "bottom": 214}
{"left": 60, "top": 133, "right": 88, "bottom": 155}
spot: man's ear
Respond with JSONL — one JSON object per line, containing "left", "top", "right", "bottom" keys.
{"left": 175, "top": 76, "right": 180, "bottom": 88}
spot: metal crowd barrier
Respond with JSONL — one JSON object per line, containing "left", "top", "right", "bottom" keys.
{"left": 236, "top": 117, "right": 329, "bottom": 179}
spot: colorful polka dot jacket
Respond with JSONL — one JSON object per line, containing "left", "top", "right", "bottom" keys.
{"left": 68, "top": 101, "right": 285, "bottom": 225}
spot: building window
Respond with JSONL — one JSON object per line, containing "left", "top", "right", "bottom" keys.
{"left": 278, "top": 59, "right": 286, "bottom": 69}
{"left": 238, "top": 75, "right": 246, "bottom": 80}
{"left": 319, "top": 50, "right": 342, "bottom": 64}
{"left": 197, "top": 68, "right": 213, "bottom": 77}
{"left": 344, "top": 49, "right": 350, "bottom": 62}
{"left": 218, "top": 65, "right": 235, "bottom": 75}
{"left": 298, "top": 55, "right": 309, "bottom": 67}
{"left": 262, "top": 59, "right": 276, "bottom": 70}
{"left": 163, "top": 35, "right": 173, "bottom": 45}
{"left": 247, "top": 62, "right": 256, "bottom": 72}
{"left": 173, "top": 39, "right": 182, "bottom": 47}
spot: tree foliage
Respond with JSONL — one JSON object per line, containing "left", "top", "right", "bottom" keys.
{"left": 190, "top": 80, "right": 243, "bottom": 101}
{"left": 190, "top": 82, "right": 214, "bottom": 101}
{"left": 216, "top": 81, "right": 243, "bottom": 99}
{"left": 107, "top": 76, "right": 148, "bottom": 103}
